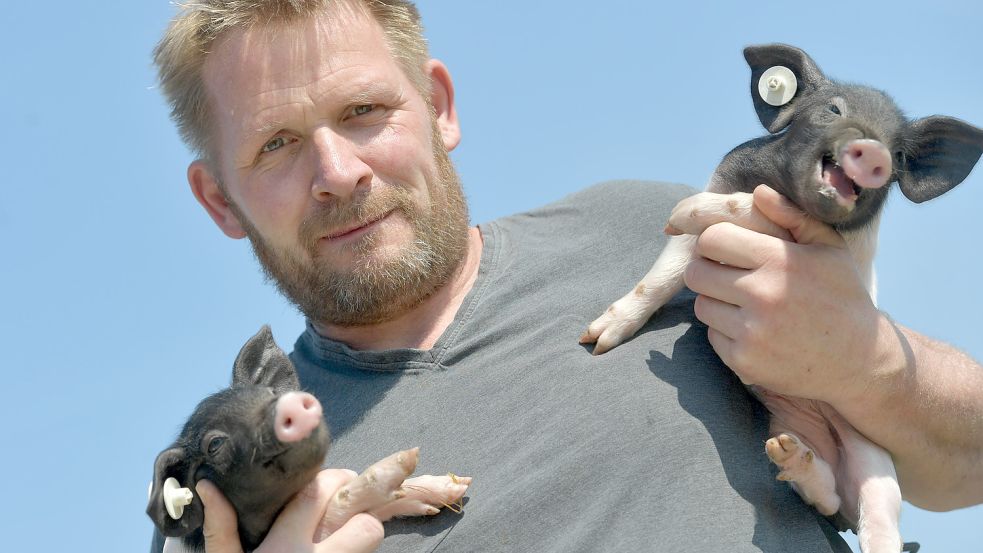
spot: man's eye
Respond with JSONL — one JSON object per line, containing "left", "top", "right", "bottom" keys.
{"left": 351, "top": 104, "right": 376, "bottom": 117}
{"left": 261, "top": 136, "right": 288, "bottom": 154}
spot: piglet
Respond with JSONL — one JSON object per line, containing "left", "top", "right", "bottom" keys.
{"left": 147, "top": 326, "right": 470, "bottom": 552}
{"left": 581, "top": 44, "right": 983, "bottom": 553}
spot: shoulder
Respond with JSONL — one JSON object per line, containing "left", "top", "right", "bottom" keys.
{"left": 515, "top": 180, "right": 695, "bottom": 231}
{"left": 477, "top": 180, "right": 697, "bottom": 291}
{"left": 489, "top": 180, "right": 697, "bottom": 250}
{"left": 553, "top": 180, "right": 697, "bottom": 217}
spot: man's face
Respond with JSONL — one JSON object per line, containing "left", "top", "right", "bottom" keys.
{"left": 196, "top": 5, "right": 468, "bottom": 325}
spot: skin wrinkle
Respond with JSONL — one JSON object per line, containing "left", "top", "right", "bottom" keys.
{"left": 208, "top": 16, "right": 382, "bottom": 167}
{"left": 230, "top": 69, "right": 412, "bottom": 171}
{"left": 238, "top": 72, "right": 398, "bottom": 138}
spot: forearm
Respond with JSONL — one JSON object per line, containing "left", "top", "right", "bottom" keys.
{"left": 834, "top": 314, "right": 983, "bottom": 510}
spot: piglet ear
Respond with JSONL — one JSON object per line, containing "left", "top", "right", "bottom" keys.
{"left": 231, "top": 325, "right": 300, "bottom": 392}
{"left": 146, "top": 447, "right": 204, "bottom": 538}
{"left": 744, "top": 44, "right": 831, "bottom": 133}
{"left": 897, "top": 116, "right": 983, "bottom": 203}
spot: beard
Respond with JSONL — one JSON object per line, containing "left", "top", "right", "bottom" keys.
{"left": 228, "top": 127, "right": 470, "bottom": 327}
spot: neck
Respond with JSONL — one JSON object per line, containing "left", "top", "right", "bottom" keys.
{"left": 838, "top": 210, "right": 882, "bottom": 304}
{"left": 311, "top": 226, "right": 483, "bottom": 351}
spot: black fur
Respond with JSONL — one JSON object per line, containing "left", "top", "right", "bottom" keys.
{"left": 711, "top": 44, "right": 983, "bottom": 231}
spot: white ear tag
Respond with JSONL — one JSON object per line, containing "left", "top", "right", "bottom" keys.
{"left": 162, "top": 477, "right": 194, "bottom": 520}
{"left": 758, "top": 66, "right": 797, "bottom": 106}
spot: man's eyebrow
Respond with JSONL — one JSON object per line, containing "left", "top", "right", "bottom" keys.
{"left": 240, "top": 82, "right": 405, "bottom": 143}
{"left": 235, "top": 116, "right": 288, "bottom": 149}
{"left": 352, "top": 83, "right": 401, "bottom": 103}
{"left": 314, "top": 80, "right": 404, "bottom": 106}
{"left": 251, "top": 120, "right": 285, "bottom": 136}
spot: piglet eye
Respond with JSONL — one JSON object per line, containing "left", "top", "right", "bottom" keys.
{"left": 207, "top": 436, "right": 227, "bottom": 457}
{"left": 828, "top": 104, "right": 842, "bottom": 115}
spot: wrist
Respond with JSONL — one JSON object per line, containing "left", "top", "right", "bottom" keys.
{"left": 834, "top": 312, "right": 914, "bottom": 414}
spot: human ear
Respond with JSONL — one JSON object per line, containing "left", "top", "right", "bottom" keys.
{"left": 188, "top": 160, "right": 247, "bottom": 239}
{"left": 426, "top": 59, "right": 461, "bottom": 152}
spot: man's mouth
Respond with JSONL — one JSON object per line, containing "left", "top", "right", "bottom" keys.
{"left": 819, "top": 154, "right": 860, "bottom": 208}
{"left": 323, "top": 210, "right": 393, "bottom": 241}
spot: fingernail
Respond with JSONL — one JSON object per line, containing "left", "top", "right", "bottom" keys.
{"left": 195, "top": 481, "right": 210, "bottom": 505}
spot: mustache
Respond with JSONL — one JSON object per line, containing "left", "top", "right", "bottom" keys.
{"left": 298, "top": 188, "right": 413, "bottom": 252}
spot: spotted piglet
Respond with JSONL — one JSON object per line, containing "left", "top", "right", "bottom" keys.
{"left": 581, "top": 44, "right": 983, "bottom": 553}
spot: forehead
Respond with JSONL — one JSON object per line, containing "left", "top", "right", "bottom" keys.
{"left": 183, "top": 387, "right": 270, "bottom": 438}
{"left": 826, "top": 84, "right": 902, "bottom": 118}
{"left": 201, "top": 5, "right": 403, "bottom": 140}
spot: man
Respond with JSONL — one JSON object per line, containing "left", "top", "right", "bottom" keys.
{"left": 152, "top": 1, "right": 983, "bottom": 551}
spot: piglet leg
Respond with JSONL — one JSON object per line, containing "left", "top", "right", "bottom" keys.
{"left": 369, "top": 473, "right": 471, "bottom": 520}
{"left": 581, "top": 190, "right": 790, "bottom": 355}
{"left": 664, "top": 191, "right": 789, "bottom": 239}
{"left": 822, "top": 408, "right": 903, "bottom": 553}
{"left": 316, "top": 448, "right": 471, "bottom": 540}
{"left": 580, "top": 234, "right": 695, "bottom": 354}
{"left": 765, "top": 433, "right": 841, "bottom": 515}
{"left": 769, "top": 429, "right": 902, "bottom": 553}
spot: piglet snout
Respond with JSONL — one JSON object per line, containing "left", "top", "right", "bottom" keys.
{"left": 839, "top": 139, "right": 892, "bottom": 189}
{"left": 274, "top": 391, "right": 323, "bottom": 443}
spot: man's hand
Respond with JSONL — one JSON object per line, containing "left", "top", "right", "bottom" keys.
{"left": 164, "top": 470, "right": 384, "bottom": 553}
{"left": 674, "top": 184, "right": 983, "bottom": 509}
{"left": 681, "top": 185, "right": 894, "bottom": 404}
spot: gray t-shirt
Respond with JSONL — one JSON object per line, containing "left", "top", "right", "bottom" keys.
{"left": 288, "top": 181, "right": 850, "bottom": 552}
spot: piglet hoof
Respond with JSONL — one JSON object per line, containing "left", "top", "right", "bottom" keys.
{"left": 765, "top": 434, "right": 840, "bottom": 516}
{"left": 369, "top": 473, "right": 472, "bottom": 521}
{"left": 766, "top": 434, "right": 806, "bottom": 467}
{"left": 579, "top": 294, "right": 652, "bottom": 355}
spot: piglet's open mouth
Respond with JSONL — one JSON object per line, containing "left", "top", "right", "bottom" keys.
{"left": 821, "top": 154, "right": 860, "bottom": 205}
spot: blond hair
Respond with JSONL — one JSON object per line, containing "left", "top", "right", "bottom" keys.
{"left": 153, "top": 0, "right": 430, "bottom": 159}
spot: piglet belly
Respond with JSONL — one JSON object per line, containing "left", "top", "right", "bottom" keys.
{"left": 750, "top": 386, "right": 841, "bottom": 469}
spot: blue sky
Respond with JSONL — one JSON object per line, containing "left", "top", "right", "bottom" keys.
{"left": 2, "top": 1, "right": 981, "bottom": 551}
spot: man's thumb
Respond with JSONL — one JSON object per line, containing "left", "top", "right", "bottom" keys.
{"left": 752, "top": 185, "right": 845, "bottom": 247}
{"left": 197, "top": 480, "right": 245, "bottom": 553}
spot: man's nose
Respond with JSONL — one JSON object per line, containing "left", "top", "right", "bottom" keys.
{"left": 310, "top": 127, "right": 373, "bottom": 202}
